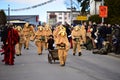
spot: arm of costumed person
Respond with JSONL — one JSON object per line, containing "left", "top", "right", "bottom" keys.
{"left": 13, "top": 29, "right": 20, "bottom": 45}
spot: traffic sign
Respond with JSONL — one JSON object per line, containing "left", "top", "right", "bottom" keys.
{"left": 99, "top": 6, "right": 108, "bottom": 18}
{"left": 76, "top": 16, "right": 88, "bottom": 21}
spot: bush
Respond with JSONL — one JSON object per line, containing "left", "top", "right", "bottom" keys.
{"left": 88, "top": 15, "right": 102, "bottom": 24}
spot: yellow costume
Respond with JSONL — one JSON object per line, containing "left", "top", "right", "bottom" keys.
{"left": 15, "top": 26, "right": 24, "bottom": 56}
{"left": 80, "top": 25, "right": 87, "bottom": 43}
{"left": 71, "top": 25, "right": 82, "bottom": 56}
{"left": 55, "top": 26, "right": 69, "bottom": 66}
{"left": 34, "top": 26, "right": 45, "bottom": 55}
{"left": 44, "top": 24, "right": 52, "bottom": 49}
{"left": 22, "top": 23, "right": 35, "bottom": 50}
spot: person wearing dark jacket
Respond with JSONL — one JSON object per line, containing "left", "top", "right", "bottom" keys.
{"left": 97, "top": 23, "right": 107, "bottom": 49}
{"left": 47, "top": 35, "right": 54, "bottom": 50}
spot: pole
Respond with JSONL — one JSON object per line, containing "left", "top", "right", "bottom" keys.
{"left": 102, "top": 0, "right": 104, "bottom": 23}
{"left": 70, "top": 0, "right": 73, "bottom": 25}
{"left": 8, "top": 4, "right": 10, "bottom": 24}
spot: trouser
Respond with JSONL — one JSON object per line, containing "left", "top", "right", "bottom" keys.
{"left": 44, "top": 42, "right": 48, "bottom": 49}
{"left": 24, "top": 36, "right": 30, "bottom": 49}
{"left": 91, "top": 38, "right": 97, "bottom": 49}
{"left": 4, "top": 45, "right": 15, "bottom": 65}
{"left": 58, "top": 49, "right": 67, "bottom": 65}
{"left": 35, "top": 41, "right": 44, "bottom": 54}
{"left": 73, "top": 42, "right": 81, "bottom": 54}
{"left": 16, "top": 43, "right": 23, "bottom": 55}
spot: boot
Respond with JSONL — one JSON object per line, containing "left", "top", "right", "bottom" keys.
{"left": 73, "top": 53, "right": 75, "bottom": 56}
{"left": 78, "top": 52, "right": 82, "bottom": 56}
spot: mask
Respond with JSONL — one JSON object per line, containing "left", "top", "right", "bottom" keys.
{"left": 61, "top": 32, "right": 65, "bottom": 36}
{"left": 75, "top": 28, "right": 79, "bottom": 31}
{"left": 39, "top": 28, "right": 43, "bottom": 31}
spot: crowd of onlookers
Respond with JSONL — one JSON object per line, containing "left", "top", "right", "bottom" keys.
{"left": 73, "top": 22, "right": 120, "bottom": 55}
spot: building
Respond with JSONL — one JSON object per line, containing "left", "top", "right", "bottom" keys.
{"left": 47, "top": 11, "right": 80, "bottom": 25}
{"left": 90, "top": 0, "right": 102, "bottom": 15}
{"left": 7, "top": 15, "right": 39, "bottom": 26}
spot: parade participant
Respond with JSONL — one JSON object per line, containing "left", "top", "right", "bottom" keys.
{"left": 47, "top": 35, "right": 54, "bottom": 50}
{"left": 22, "top": 23, "right": 35, "bottom": 50}
{"left": 53, "top": 25, "right": 65, "bottom": 44}
{"left": 34, "top": 26, "right": 45, "bottom": 55}
{"left": 44, "top": 24, "right": 52, "bottom": 50}
{"left": 2, "top": 24, "right": 19, "bottom": 65}
{"left": 56, "top": 26, "right": 69, "bottom": 66}
{"left": 15, "top": 26, "right": 25, "bottom": 56}
{"left": 71, "top": 25, "right": 82, "bottom": 56}
{"left": 81, "top": 24, "right": 87, "bottom": 44}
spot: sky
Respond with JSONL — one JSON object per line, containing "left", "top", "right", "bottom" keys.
{"left": 0, "top": 0, "right": 69, "bottom": 22}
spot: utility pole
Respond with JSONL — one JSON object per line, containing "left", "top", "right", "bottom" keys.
{"left": 8, "top": 4, "right": 10, "bottom": 24}
{"left": 102, "top": 0, "right": 104, "bottom": 23}
{"left": 70, "top": 0, "right": 73, "bottom": 25}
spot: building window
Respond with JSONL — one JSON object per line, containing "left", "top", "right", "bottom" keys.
{"left": 65, "top": 17, "right": 67, "bottom": 20}
{"left": 64, "top": 13, "right": 67, "bottom": 15}
{"left": 59, "top": 17, "right": 62, "bottom": 19}
{"left": 59, "top": 13, "right": 62, "bottom": 15}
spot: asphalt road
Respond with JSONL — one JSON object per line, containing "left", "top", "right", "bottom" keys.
{"left": 0, "top": 42, "right": 120, "bottom": 80}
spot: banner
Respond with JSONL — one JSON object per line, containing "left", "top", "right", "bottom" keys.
{"left": 99, "top": 6, "right": 108, "bottom": 18}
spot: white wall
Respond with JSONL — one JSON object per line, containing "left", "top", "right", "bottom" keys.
{"left": 90, "top": 0, "right": 102, "bottom": 15}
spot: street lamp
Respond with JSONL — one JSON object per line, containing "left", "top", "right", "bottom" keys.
{"left": 8, "top": 4, "right": 10, "bottom": 24}
{"left": 101, "top": 0, "right": 104, "bottom": 23}
{"left": 70, "top": 0, "right": 73, "bottom": 25}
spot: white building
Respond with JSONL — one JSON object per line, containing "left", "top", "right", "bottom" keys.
{"left": 47, "top": 11, "right": 80, "bottom": 25}
{"left": 90, "top": 0, "right": 102, "bottom": 15}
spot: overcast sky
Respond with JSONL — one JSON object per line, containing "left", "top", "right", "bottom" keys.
{"left": 0, "top": 0, "right": 68, "bottom": 22}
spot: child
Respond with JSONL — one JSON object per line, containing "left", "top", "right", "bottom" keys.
{"left": 47, "top": 35, "right": 54, "bottom": 50}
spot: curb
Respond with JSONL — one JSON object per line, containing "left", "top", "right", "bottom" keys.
{"left": 108, "top": 53, "right": 120, "bottom": 58}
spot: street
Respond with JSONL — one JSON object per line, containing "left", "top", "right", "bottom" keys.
{"left": 0, "top": 42, "right": 120, "bottom": 80}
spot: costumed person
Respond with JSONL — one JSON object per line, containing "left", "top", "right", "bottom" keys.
{"left": 56, "top": 25, "right": 70, "bottom": 66}
{"left": 81, "top": 24, "right": 87, "bottom": 44}
{"left": 2, "top": 24, "right": 19, "bottom": 65}
{"left": 34, "top": 26, "right": 45, "bottom": 55}
{"left": 15, "top": 26, "right": 25, "bottom": 56}
{"left": 53, "top": 25, "right": 65, "bottom": 44}
{"left": 22, "top": 23, "right": 35, "bottom": 50}
{"left": 44, "top": 24, "right": 52, "bottom": 50}
{"left": 71, "top": 25, "right": 82, "bottom": 56}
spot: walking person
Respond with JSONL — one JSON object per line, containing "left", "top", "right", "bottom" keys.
{"left": 2, "top": 24, "right": 19, "bottom": 65}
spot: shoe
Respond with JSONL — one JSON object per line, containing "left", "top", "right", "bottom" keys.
{"left": 16, "top": 54, "right": 20, "bottom": 56}
{"left": 9, "top": 63, "right": 14, "bottom": 65}
{"left": 26, "top": 48, "right": 29, "bottom": 50}
{"left": 38, "top": 53, "right": 42, "bottom": 55}
{"left": 20, "top": 53, "right": 22, "bottom": 55}
{"left": 5, "top": 62, "right": 9, "bottom": 65}
{"left": 78, "top": 52, "right": 82, "bottom": 56}
{"left": 73, "top": 53, "right": 75, "bottom": 56}
{"left": 60, "top": 64, "right": 65, "bottom": 67}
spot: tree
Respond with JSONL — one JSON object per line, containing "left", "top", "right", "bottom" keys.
{"left": 88, "top": 15, "right": 101, "bottom": 24}
{"left": 0, "top": 10, "right": 7, "bottom": 25}
{"left": 77, "top": 0, "right": 90, "bottom": 15}
{"left": 104, "top": 0, "right": 120, "bottom": 24}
